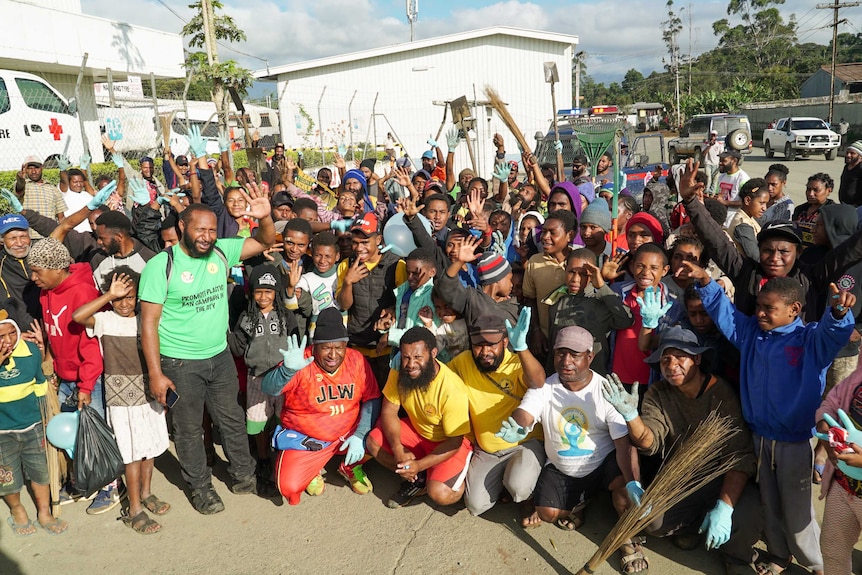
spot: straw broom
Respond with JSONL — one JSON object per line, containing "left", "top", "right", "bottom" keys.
{"left": 484, "top": 86, "right": 532, "bottom": 156}
{"left": 575, "top": 412, "right": 741, "bottom": 575}
{"left": 39, "top": 384, "right": 65, "bottom": 517}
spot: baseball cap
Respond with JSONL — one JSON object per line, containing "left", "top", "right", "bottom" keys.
{"left": 23, "top": 155, "right": 42, "bottom": 167}
{"left": 395, "top": 157, "right": 413, "bottom": 169}
{"left": 271, "top": 191, "right": 293, "bottom": 208}
{"left": 175, "top": 155, "right": 189, "bottom": 166}
{"left": 421, "top": 150, "right": 435, "bottom": 160}
{"left": 644, "top": 326, "right": 710, "bottom": 364}
{"left": 756, "top": 221, "right": 801, "bottom": 245}
{"left": 350, "top": 213, "right": 379, "bottom": 237}
{"left": 508, "top": 160, "right": 519, "bottom": 170}
{"left": 468, "top": 315, "right": 507, "bottom": 345}
{"left": 554, "top": 326, "right": 593, "bottom": 352}
{"left": 0, "top": 214, "right": 29, "bottom": 235}
{"left": 710, "top": 130, "right": 718, "bottom": 136}
{"left": 424, "top": 179, "right": 445, "bottom": 193}
{"left": 719, "top": 149, "right": 742, "bottom": 160}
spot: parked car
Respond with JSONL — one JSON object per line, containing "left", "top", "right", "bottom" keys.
{"left": 667, "top": 113, "right": 752, "bottom": 165}
{"left": 762, "top": 117, "right": 840, "bottom": 161}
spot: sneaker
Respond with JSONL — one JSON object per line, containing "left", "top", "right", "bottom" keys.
{"left": 191, "top": 486, "right": 225, "bottom": 515}
{"left": 58, "top": 485, "right": 79, "bottom": 506}
{"left": 338, "top": 462, "right": 373, "bottom": 495}
{"left": 230, "top": 476, "right": 258, "bottom": 495}
{"left": 86, "top": 485, "right": 122, "bottom": 515}
{"left": 305, "top": 474, "right": 325, "bottom": 496}
{"left": 386, "top": 472, "right": 427, "bottom": 509}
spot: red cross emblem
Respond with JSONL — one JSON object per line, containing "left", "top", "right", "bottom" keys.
{"left": 49, "top": 118, "right": 63, "bottom": 141}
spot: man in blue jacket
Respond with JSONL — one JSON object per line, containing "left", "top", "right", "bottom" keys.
{"left": 684, "top": 260, "right": 855, "bottom": 575}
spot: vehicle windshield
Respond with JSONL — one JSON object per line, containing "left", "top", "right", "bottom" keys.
{"left": 789, "top": 119, "right": 828, "bottom": 131}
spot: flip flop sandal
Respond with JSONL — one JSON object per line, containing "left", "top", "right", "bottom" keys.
{"left": 38, "top": 517, "right": 68, "bottom": 536}
{"left": 120, "top": 510, "right": 161, "bottom": 535}
{"left": 620, "top": 538, "right": 649, "bottom": 575}
{"left": 555, "top": 508, "right": 585, "bottom": 531}
{"left": 7, "top": 515, "right": 36, "bottom": 537}
{"left": 141, "top": 494, "right": 171, "bottom": 515}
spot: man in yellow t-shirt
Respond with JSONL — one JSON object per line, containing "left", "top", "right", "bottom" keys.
{"left": 449, "top": 313, "right": 547, "bottom": 527}
{"left": 367, "top": 327, "right": 472, "bottom": 509}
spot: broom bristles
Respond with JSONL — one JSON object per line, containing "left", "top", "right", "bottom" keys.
{"left": 576, "top": 412, "right": 740, "bottom": 575}
{"left": 484, "top": 86, "right": 532, "bottom": 156}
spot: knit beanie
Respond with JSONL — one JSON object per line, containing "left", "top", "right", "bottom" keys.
{"left": 625, "top": 212, "right": 664, "bottom": 244}
{"left": 313, "top": 307, "right": 349, "bottom": 344}
{"left": 249, "top": 265, "right": 281, "bottom": 292}
{"left": 359, "top": 158, "right": 376, "bottom": 172}
{"left": 577, "top": 182, "right": 596, "bottom": 205}
{"left": 849, "top": 141, "right": 862, "bottom": 155}
{"left": 26, "top": 237, "right": 71, "bottom": 270}
{"left": 579, "top": 200, "right": 612, "bottom": 232}
{"left": 476, "top": 251, "right": 511, "bottom": 286}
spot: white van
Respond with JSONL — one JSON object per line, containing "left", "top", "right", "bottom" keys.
{"left": 0, "top": 69, "right": 85, "bottom": 170}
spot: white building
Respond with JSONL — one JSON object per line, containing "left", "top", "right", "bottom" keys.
{"left": 256, "top": 26, "right": 578, "bottom": 177}
{"left": 0, "top": 0, "right": 184, "bottom": 165}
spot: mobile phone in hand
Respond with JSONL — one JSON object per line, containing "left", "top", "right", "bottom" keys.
{"left": 165, "top": 388, "right": 180, "bottom": 409}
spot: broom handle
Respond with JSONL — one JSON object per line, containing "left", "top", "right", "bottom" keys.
{"left": 550, "top": 82, "right": 564, "bottom": 183}
{"left": 463, "top": 126, "right": 478, "bottom": 174}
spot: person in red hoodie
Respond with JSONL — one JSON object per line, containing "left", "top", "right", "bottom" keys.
{"left": 27, "top": 237, "right": 117, "bottom": 513}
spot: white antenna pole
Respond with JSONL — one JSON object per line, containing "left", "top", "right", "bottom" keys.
{"left": 406, "top": 0, "right": 418, "bottom": 41}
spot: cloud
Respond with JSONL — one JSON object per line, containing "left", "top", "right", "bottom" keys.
{"left": 80, "top": 0, "right": 852, "bottom": 85}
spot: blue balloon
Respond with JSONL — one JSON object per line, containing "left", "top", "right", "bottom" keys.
{"left": 46, "top": 411, "right": 79, "bottom": 455}
{"left": 382, "top": 213, "right": 433, "bottom": 257}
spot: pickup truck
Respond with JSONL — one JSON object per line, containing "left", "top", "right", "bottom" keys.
{"left": 763, "top": 117, "right": 840, "bottom": 161}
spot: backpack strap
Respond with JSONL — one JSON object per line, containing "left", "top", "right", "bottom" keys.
{"left": 163, "top": 243, "right": 230, "bottom": 286}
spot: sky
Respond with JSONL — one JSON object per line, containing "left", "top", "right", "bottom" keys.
{"left": 81, "top": 0, "right": 862, "bottom": 94}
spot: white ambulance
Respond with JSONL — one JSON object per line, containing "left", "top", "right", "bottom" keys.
{"left": 0, "top": 70, "right": 85, "bottom": 171}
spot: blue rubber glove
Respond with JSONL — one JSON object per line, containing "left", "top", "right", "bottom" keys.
{"left": 87, "top": 180, "right": 117, "bottom": 210}
{"left": 56, "top": 155, "right": 71, "bottom": 172}
{"left": 187, "top": 125, "right": 207, "bottom": 158}
{"left": 492, "top": 163, "right": 510, "bottom": 182}
{"left": 337, "top": 144, "right": 347, "bottom": 156}
{"left": 218, "top": 129, "right": 230, "bottom": 153}
{"left": 111, "top": 152, "right": 124, "bottom": 170}
{"left": 341, "top": 435, "right": 365, "bottom": 466}
{"left": 601, "top": 373, "right": 640, "bottom": 422}
{"left": 554, "top": 140, "right": 563, "bottom": 153}
{"left": 278, "top": 335, "right": 314, "bottom": 373}
{"left": 157, "top": 188, "right": 180, "bottom": 206}
{"left": 128, "top": 178, "right": 150, "bottom": 205}
{"left": 427, "top": 137, "right": 438, "bottom": 149}
{"left": 505, "top": 307, "right": 531, "bottom": 352}
{"left": 446, "top": 128, "right": 460, "bottom": 153}
{"left": 495, "top": 416, "right": 528, "bottom": 444}
{"left": 822, "top": 410, "right": 862, "bottom": 480}
{"left": 79, "top": 153, "right": 91, "bottom": 172}
{"left": 0, "top": 189, "right": 23, "bottom": 213}
{"left": 330, "top": 219, "right": 354, "bottom": 233}
{"left": 389, "top": 351, "right": 401, "bottom": 371}
{"left": 699, "top": 499, "right": 733, "bottom": 550}
{"left": 626, "top": 480, "right": 645, "bottom": 507}
{"left": 636, "top": 286, "right": 672, "bottom": 329}
{"left": 297, "top": 150, "right": 304, "bottom": 159}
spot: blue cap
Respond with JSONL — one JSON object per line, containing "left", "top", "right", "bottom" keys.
{"left": 421, "top": 150, "right": 434, "bottom": 159}
{"left": 0, "top": 214, "right": 28, "bottom": 235}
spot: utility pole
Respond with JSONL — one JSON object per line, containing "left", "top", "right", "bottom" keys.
{"left": 816, "top": 0, "right": 859, "bottom": 124}
{"left": 200, "top": 0, "right": 228, "bottom": 132}
{"left": 574, "top": 51, "right": 585, "bottom": 108}
{"left": 687, "top": 4, "right": 692, "bottom": 96}
{"left": 673, "top": 31, "right": 681, "bottom": 128}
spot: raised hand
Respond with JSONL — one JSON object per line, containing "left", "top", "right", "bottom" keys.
{"left": 495, "top": 416, "right": 528, "bottom": 444}
{"left": 278, "top": 335, "right": 314, "bottom": 372}
{"left": 101, "top": 134, "right": 116, "bottom": 153}
{"left": 466, "top": 188, "right": 485, "bottom": 218}
{"left": 330, "top": 219, "right": 354, "bottom": 233}
{"left": 218, "top": 129, "right": 230, "bottom": 153}
{"left": 505, "top": 307, "right": 531, "bottom": 352}
{"left": 187, "top": 125, "right": 207, "bottom": 158}
{"left": 454, "top": 235, "right": 483, "bottom": 264}
{"left": 446, "top": 128, "right": 460, "bottom": 153}
{"left": 583, "top": 260, "right": 605, "bottom": 289}
{"left": 636, "top": 286, "right": 672, "bottom": 329}
{"left": 678, "top": 158, "right": 702, "bottom": 202}
{"left": 111, "top": 152, "right": 125, "bottom": 170}
{"left": 87, "top": 180, "right": 117, "bottom": 210}
{"left": 427, "top": 137, "right": 438, "bottom": 149}
{"left": 128, "top": 178, "right": 150, "bottom": 205}
{"left": 493, "top": 133, "right": 504, "bottom": 150}
{"left": 492, "top": 163, "right": 510, "bottom": 182}
{"left": 601, "top": 373, "right": 640, "bottom": 422}
{"left": 241, "top": 182, "right": 271, "bottom": 220}
{"left": 830, "top": 282, "right": 857, "bottom": 319}
{"left": 108, "top": 272, "right": 133, "bottom": 300}
{"left": 675, "top": 260, "right": 711, "bottom": 287}
{"left": 56, "top": 155, "right": 71, "bottom": 172}
{"left": 79, "top": 153, "right": 91, "bottom": 172}
{"left": 344, "top": 256, "right": 369, "bottom": 285}
{"left": 554, "top": 140, "right": 563, "bottom": 153}
{"left": 601, "top": 250, "right": 629, "bottom": 282}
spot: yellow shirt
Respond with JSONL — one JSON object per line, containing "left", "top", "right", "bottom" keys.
{"left": 382, "top": 361, "right": 471, "bottom": 443}
{"left": 448, "top": 349, "right": 542, "bottom": 453}
{"left": 522, "top": 251, "right": 568, "bottom": 338}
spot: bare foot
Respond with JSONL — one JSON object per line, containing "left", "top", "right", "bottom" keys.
{"left": 619, "top": 538, "right": 649, "bottom": 574}
{"left": 519, "top": 500, "right": 542, "bottom": 529}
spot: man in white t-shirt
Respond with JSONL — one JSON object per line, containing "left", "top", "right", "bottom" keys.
{"left": 495, "top": 326, "right": 648, "bottom": 573}
{"left": 60, "top": 169, "right": 96, "bottom": 233}
{"left": 715, "top": 150, "right": 749, "bottom": 227}
{"left": 703, "top": 130, "right": 725, "bottom": 195}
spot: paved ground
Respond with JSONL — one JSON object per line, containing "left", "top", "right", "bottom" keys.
{"left": 0, "top": 147, "right": 859, "bottom": 575}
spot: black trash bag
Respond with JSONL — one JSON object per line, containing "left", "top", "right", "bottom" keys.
{"left": 73, "top": 405, "right": 124, "bottom": 498}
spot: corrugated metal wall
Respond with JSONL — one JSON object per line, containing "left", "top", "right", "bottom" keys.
{"left": 275, "top": 34, "right": 574, "bottom": 178}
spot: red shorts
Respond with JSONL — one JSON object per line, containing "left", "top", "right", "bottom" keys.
{"left": 276, "top": 442, "right": 343, "bottom": 505}
{"left": 368, "top": 418, "right": 473, "bottom": 488}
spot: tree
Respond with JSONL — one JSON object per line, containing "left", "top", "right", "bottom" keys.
{"left": 622, "top": 69, "right": 646, "bottom": 101}
{"left": 181, "top": 0, "right": 254, "bottom": 131}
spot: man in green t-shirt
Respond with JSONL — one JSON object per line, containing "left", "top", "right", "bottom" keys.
{"left": 139, "top": 194, "right": 275, "bottom": 515}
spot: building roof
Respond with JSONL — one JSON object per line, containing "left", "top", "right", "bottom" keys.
{"left": 255, "top": 26, "right": 578, "bottom": 80}
{"left": 819, "top": 63, "right": 862, "bottom": 84}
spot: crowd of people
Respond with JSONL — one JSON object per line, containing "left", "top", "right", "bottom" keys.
{"left": 2, "top": 125, "right": 862, "bottom": 575}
